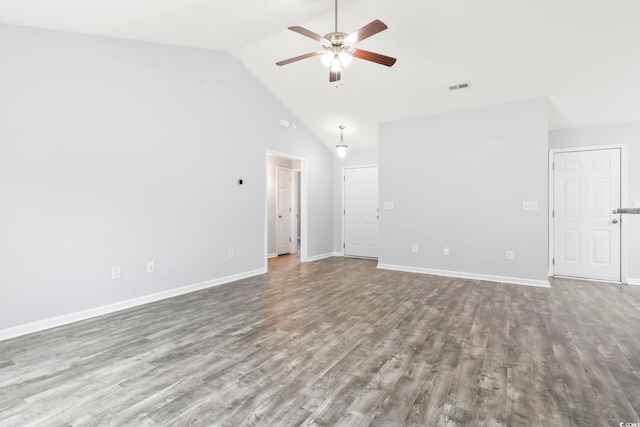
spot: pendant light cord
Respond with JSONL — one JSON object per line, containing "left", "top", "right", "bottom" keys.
{"left": 334, "top": 0, "right": 338, "bottom": 32}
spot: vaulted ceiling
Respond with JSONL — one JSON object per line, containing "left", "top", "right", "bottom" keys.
{"left": 1, "top": 0, "right": 639, "bottom": 152}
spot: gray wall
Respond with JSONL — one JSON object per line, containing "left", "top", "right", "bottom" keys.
{"left": 549, "top": 123, "right": 640, "bottom": 281}
{"left": 378, "top": 98, "right": 549, "bottom": 283}
{"left": 0, "top": 24, "right": 333, "bottom": 331}
{"left": 332, "top": 149, "right": 379, "bottom": 254}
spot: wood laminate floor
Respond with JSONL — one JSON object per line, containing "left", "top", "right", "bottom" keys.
{"left": 1, "top": 255, "right": 640, "bottom": 426}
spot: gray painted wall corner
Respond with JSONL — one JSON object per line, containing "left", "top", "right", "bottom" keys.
{"left": 378, "top": 98, "right": 549, "bottom": 282}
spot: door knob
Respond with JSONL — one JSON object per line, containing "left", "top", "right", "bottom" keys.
{"left": 278, "top": 215, "right": 283, "bottom": 218}
{"left": 612, "top": 219, "right": 618, "bottom": 224}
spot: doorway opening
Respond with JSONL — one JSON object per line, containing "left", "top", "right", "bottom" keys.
{"left": 265, "top": 151, "right": 308, "bottom": 271}
{"left": 549, "top": 145, "right": 627, "bottom": 282}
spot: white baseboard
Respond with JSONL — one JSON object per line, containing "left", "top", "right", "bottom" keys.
{"left": 377, "top": 264, "right": 550, "bottom": 288}
{"left": 0, "top": 267, "right": 266, "bottom": 342}
{"left": 332, "top": 251, "right": 343, "bottom": 257}
{"left": 627, "top": 277, "right": 640, "bottom": 286}
{"left": 268, "top": 253, "right": 278, "bottom": 259}
{"left": 305, "top": 252, "right": 334, "bottom": 262}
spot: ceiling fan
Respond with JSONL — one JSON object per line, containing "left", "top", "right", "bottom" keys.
{"left": 276, "top": 0, "right": 397, "bottom": 83}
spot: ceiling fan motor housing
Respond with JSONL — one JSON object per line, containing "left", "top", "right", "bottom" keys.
{"left": 325, "top": 32, "right": 348, "bottom": 46}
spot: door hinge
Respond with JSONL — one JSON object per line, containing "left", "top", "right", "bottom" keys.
{"left": 552, "top": 210, "right": 555, "bottom": 218}
{"left": 344, "top": 209, "right": 346, "bottom": 215}
{"left": 289, "top": 237, "right": 292, "bottom": 242}
{"left": 552, "top": 258, "right": 555, "bottom": 265}
{"left": 343, "top": 243, "right": 345, "bottom": 249}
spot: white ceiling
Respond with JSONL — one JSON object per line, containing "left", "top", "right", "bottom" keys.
{"left": 1, "top": 0, "right": 639, "bottom": 152}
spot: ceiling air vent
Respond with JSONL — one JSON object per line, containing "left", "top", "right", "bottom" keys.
{"left": 449, "top": 82, "right": 470, "bottom": 91}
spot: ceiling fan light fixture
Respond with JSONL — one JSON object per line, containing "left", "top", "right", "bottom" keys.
{"left": 330, "top": 54, "right": 342, "bottom": 72}
{"left": 320, "top": 51, "right": 333, "bottom": 67}
{"left": 339, "top": 50, "right": 353, "bottom": 67}
{"left": 336, "top": 125, "right": 348, "bottom": 158}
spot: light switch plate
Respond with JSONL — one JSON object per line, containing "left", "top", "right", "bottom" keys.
{"left": 522, "top": 201, "right": 538, "bottom": 211}
{"left": 384, "top": 202, "right": 395, "bottom": 210}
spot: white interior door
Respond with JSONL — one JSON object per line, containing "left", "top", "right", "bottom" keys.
{"left": 293, "top": 170, "right": 301, "bottom": 254}
{"left": 344, "top": 166, "right": 379, "bottom": 258}
{"left": 553, "top": 149, "right": 621, "bottom": 281}
{"left": 276, "top": 167, "right": 293, "bottom": 255}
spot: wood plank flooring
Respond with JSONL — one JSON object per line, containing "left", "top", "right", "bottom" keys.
{"left": 1, "top": 255, "right": 639, "bottom": 426}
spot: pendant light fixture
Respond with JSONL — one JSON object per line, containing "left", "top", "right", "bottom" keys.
{"left": 336, "top": 125, "right": 348, "bottom": 158}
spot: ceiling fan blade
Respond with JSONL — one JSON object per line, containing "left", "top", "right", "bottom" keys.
{"left": 288, "top": 26, "right": 330, "bottom": 45}
{"left": 276, "top": 52, "right": 321, "bottom": 66}
{"left": 346, "top": 19, "right": 388, "bottom": 44}
{"left": 353, "top": 49, "right": 397, "bottom": 67}
{"left": 330, "top": 70, "right": 341, "bottom": 82}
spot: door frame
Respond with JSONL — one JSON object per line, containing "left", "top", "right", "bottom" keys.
{"left": 275, "top": 166, "right": 294, "bottom": 256}
{"left": 341, "top": 164, "right": 379, "bottom": 257}
{"left": 548, "top": 144, "right": 628, "bottom": 282}
{"left": 265, "top": 151, "right": 309, "bottom": 269}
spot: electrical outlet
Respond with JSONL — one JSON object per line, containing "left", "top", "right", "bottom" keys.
{"left": 505, "top": 251, "right": 514, "bottom": 261}
{"left": 228, "top": 249, "right": 235, "bottom": 259}
{"left": 146, "top": 261, "right": 155, "bottom": 273}
{"left": 634, "top": 201, "right": 640, "bottom": 208}
{"left": 112, "top": 266, "right": 122, "bottom": 280}
{"left": 412, "top": 245, "right": 418, "bottom": 253}
{"left": 443, "top": 247, "right": 449, "bottom": 256}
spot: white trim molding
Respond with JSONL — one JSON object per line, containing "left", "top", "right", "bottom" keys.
{"left": 305, "top": 253, "right": 335, "bottom": 262}
{"left": 627, "top": 278, "right": 640, "bottom": 286}
{"left": 377, "top": 263, "right": 550, "bottom": 288}
{"left": 0, "top": 268, "right": 266, "bottom": 342}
